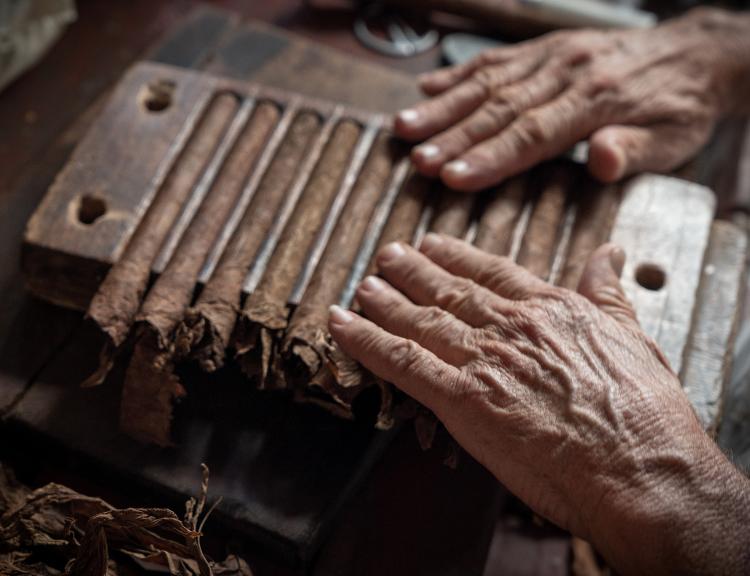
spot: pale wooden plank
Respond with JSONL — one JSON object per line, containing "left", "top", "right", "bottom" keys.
{"left": 610, "top": 174, "right": 715, "bottom": 375}
{"left": 681, "top": 221, "right": 747, "bottom": 434}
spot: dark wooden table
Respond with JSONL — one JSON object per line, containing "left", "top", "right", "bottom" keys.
{"left": 0, "top": 2, "right": 501, "bottom": 575}
{"left": 0, "top": 2, "right": 747, "bottom": 575}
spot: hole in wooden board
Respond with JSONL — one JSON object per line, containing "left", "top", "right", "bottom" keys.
{"left": 77, "top": 195, "right": 107, "bottom": 225}
{"left": 140, "top": 79, "right": 175, "bottom": 112}
{"left": 635, "top": 263, "right": 666, "bottom": 291}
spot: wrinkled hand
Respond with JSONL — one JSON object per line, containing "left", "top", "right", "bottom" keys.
{"left": 395, "top": 8, "right": 750, "bottom": 191}
{"left": 328, "top": 234, "right": 750, "bottom": 575}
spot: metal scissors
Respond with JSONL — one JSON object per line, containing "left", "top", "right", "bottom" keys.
{"left": 354, "top": 1, "right": 439, "bottom": 58}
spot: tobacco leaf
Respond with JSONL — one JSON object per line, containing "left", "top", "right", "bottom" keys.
{"left": 119, "top": 325, "right": 186, "bottom": 447}
{"left": 0, "top": 464, "right": 251, "bottom": 576}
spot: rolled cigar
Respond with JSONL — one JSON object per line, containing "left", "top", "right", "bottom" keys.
{"left": 233, "top": 120, "right": 361, "bottom": 384}
{"left": 83, "top": 94, "right": 238, "bottom": 386}
{"left": 120, "top": 110, "right": 320, "bottom": 446}
{"left": 429, "top": 186, "right": 477, "bottom": 238}
{"left": 282, "top": 131, "right": 395, "bottom": 394}
{"left": 174, "top": 110, "right": 321, "bottom": 373}
{"left": 474, "top": 174, "right": 527, "bottom": 256}
{"left": 364, "top": 170, "right": 431, "bottom": 276}
{"left": 171, "top": 102, "right": 280, "bottom": 368}
{"left": 314, "top": 170, "right": 430, "bottom": 426}
{"left": 516, "top": 163, "right": 575, "bottom": 281}
{"left": 557, "top": 181, "right": 621, "bottom": 290}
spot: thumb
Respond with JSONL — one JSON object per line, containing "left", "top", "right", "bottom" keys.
{"left": 577, "top": 243, "right": 639, "bottom": 328}
{"left": 587, "top": 123, "right": 708, "bottom": 183}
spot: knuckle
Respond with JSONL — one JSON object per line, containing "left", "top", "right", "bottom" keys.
{"left": 489, "top": 87, "right": 526, "bottom": 117}
{"left": 389, "top": 339, "right": 423, "bottom": 372}
{"left": 515, "top": 112, "right": 550, "bottom": 147}
{"left": 558, "top": 35, "right": 596, "bottom": 63}
{"left": 414, "top": 305, "right": 451, "bottom": 336}
{"left": 583, "top": 70, "right": 620, "bottom": 98}
{"left": 444, "top": 369, "right": 483, "bottom": 404}
{"left": 471, "top": 68, "right": 495, "bottom": 92}
{"left": 566, "top": 46, "right": 594, "bottom": 66}
{"left": 357, "top": 329, "right": 390, "bottom": 358}
{"left": 434, "top": 277, "right": 477, "bottom": 309}
{"left": 512, "top": 303, "right": 547, "bottom": 334}
{"left": 464, "top": 105, "right": 507, "bottom": 141}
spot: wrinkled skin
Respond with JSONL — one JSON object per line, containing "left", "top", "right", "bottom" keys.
{"left": 395, "top": 7, "right": 750, "bottom": 191}
{"left": 329, "top": 235, "right": 750, "bottom": 575}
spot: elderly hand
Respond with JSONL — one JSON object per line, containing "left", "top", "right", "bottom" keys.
{"left": 328, "top": 234, "right": 750, "bottom": 575}
{"left": 395, "top": 7, "right": 750, "bottom": 191}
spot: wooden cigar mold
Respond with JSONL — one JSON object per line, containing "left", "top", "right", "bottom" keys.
{"left": 24, "top": 62, "right": 722, "bottom": 446}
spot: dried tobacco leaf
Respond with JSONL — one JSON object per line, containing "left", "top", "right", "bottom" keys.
{"left": 0, "top": 464, "right": 251, "bottom": 576}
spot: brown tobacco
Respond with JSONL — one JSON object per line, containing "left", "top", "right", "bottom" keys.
{"left": 428, "top": 186, "right": 477, "bottom": 238}
{"left": 317, "top": 170, "right": 430, "bottom": 424}
{"left": 516, "top": 163, "right": 575, "bottom": 281}
{"left": 233, "top": 120, "right": 362, "bottom": 385}
{"left": 121, "top": 110, "right": 320, "bottom": 447}
{"left": 83, "top": 93, "right": 239, "bottom": 386}
{"left": 170, "top": 101, "right": 280, "bottom": 368}
{"left": 558, "top": 182, "right": 621, "bottom": 289}
{"left": 365, "top": 170, "right": 431, "bottom": 275}
{"left": 0, "top": 464, "right": 253, "bottom": 576}
{"left": 175, "top": 110, "right": 321, "bottom": 373}
{"left": 474, "top": 174, "right": 527, "bottom": 256}
{"left": 282, "top": 131, "right": 396, "bottom": 400}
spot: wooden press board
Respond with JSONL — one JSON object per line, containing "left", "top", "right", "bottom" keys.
{"left": 22, "top": 61, "right": 724, "bottom": 384}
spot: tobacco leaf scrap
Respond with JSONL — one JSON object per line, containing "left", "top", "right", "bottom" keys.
{"left": 0, "top": 464, "right": 253, "bottom": 576}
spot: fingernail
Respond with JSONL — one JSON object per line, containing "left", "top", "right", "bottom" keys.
{"left": 609, "top": 246, "right": 626, "bottom": 276}
{"left": 420, "top": 232, "right": 443, "bottom": 252}
{"left": 360, "top": 275, "right": 385, "bottom": 292}
{"left": 378, "top": 242, "right": 406, "bottom": 263}
{"left": 397, "top": 109, "right": 419, "bottom": 125}
{"left": 415, "top": 144, "right": 440, "bottom": 160}
{"left": 444, "top": 160, "right": 470, "bottom": 174}
{"left": 329, "top": 305, "right": 354, "bottom": 326}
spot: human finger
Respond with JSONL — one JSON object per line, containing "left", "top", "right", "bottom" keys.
{"left": 397, "top": 52, "right": 547, "bottom": 141}
{"left": 441, "top": 88, "right": 596, "bottom": 191}
{"left": 576, "top": 243, "right": 639, "bottom": 328}
{"left": 375, "top": 242, "right": 509, "bottom": 327}
{"left": 587, "top": 123, "right": 711, "bottom": 183}
{"left": 412, "top": 67, "right": 569, "bottom": 176}
{"left": 419, "top": 233, "right": 548, "bottom": 299}
{"left": 394, "top": 80, "right": 487, "bottom": 141}
{"left": 328, "top": 305, "right": 466, "bottom": 415}
{"left": 355, "top": 275, "right": 477, "bottom": 366}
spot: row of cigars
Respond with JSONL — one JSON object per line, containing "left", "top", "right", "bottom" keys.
{"left": 44, "top": 85, "right": 619, "bottom": 447}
